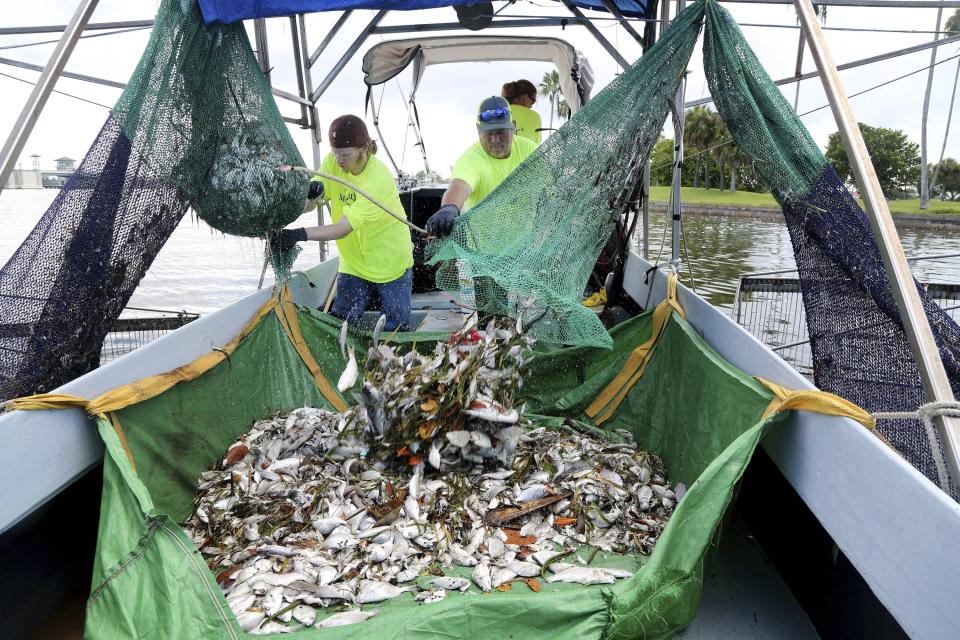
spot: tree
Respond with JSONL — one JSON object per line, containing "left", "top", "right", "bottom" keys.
{"left": 920, "top": 8, "right": 945, "bottom": 209}
{"left": 931, "top": 158, "right": 960, "bottom": 200}
{"left": 931, "top": 9, "right": 960, "bottom": 197}
{"left": 650, "top": 137, "right": 675, "bottom": 186}
{"left": 539, "top": 71, "right": 561, "bottom": 129}
{"left": 557, "top": 98, "right": 571, "bottom": 122}
{"left": 683, "top": 106, "right": 715, "bottom": 188}
{"left": 825, "top": 123, "right": 920, "bottom": 198}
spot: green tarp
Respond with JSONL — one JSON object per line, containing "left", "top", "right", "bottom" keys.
{"left": 84, "top": 300, "right": 782, "bottom": 639}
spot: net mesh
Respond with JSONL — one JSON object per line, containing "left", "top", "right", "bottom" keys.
{"left": 0, "top": 0, "right": 305, "bottom": 401}
{"left": 426, "top": 2, "right": 705, "bottom": 348}
{"left": 704, "top": 1, "right": 959, "bottom": 494}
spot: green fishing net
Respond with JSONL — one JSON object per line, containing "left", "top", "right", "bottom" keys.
{"left": 426, "top": 3, "right": 705, "bottom": 348}
{"left": 113, "top": 0, "right": 308, "bottom": 238}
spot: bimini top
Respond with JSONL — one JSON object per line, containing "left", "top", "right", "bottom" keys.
{"left": 197, "top": 1, "right": 653, "bottom": 26}
{"left": 362, "top": 35, "right": 595, "bottom": 113}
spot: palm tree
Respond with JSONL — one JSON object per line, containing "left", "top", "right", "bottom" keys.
{"left": 539, "top": 71, "right": 561, "bottom": 129}
{"left": 921, "top": 8, "right": 945, "bottom": 209}
{"left": 931, "top": 9, "right": 960, "bottom": 198}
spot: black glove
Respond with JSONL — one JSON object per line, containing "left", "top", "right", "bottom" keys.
{"left": 272, "top": 227, "right": 308, "bottom": 252}
{"left": 307, "top": 180, "right": 324, "bottom": 201}
{"left": 426, "top": 204, "right": 460, "bottom": 237}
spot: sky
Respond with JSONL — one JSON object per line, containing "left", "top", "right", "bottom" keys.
{"left": 1, "top": 1, "right": 958, "bottom": 180}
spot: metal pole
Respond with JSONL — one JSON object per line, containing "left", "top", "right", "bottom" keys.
{"left": 561, "top": 1, "right": 631, "bottom": 70}
{"left": 308, "top": 10, "right": 353, "bottom": 68}
{"left": 670, "top": 0, "right": 686, "bottom": 271}
{"left": 0, "top": 19, "right": 152, "bottom": 36}
{"left": 794, "top": 0, "right": 960, "bottom": 487}
{"left": 311, "top": 10, "right": 388, "bottom": 102}
{"left": 289, "top": 16, "right": 309, "bottom": 127}
{"left": 297, "top": 14, "right": 322, "bottom": 168}
{"left": 254, "top": 18, "right": 271, "bottom": 87}
{"left": 685, "top": 32, "right": 960, "bottom": 109}
{"left": 0, "top": 56, "right": 124, "bottom": 88}
{"left": 642, "top": 161, "right": 650, "bottom": 260}
{"left": 600, "top": 0, "right": 646, "bottom": 47}
{"left": 793, "top": 31, "right": 805, "bottom": 110}
{"left": 0, "top": 0, "right": 100, "bottom": 195}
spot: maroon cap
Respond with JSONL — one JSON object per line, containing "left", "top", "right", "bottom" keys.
{"left": 328, "top": 115, "right": 371, "bottom": 149}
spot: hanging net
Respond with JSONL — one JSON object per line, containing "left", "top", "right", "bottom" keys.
{"left": 703, "top": 1, "right": 959, "bottom": 494}
{"left": 0, "top": 0, "right": 306, "bottom": 401}
{"left": 426, "top": 2, "right": 705, "bottom": 348}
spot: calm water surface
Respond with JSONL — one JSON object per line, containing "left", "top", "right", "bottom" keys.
{"left": 4, "top": 189, "right": 960, "bottom": 316}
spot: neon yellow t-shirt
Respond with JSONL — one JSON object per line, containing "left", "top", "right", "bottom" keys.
{"left": 510, "top": 104, "right": 542, "bottom": 144}
{"left": 314, "top": 154, "right": 413, "bottom": 283}
{"left": 450, "top": 136, "right": 538, "bottom": 210}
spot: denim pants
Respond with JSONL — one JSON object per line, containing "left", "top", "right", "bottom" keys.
{"left": 330, "top": 269, "right": 412, "bottom": 331}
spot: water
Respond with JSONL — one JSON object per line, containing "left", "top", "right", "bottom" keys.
{"left": 0, "top": 189, "right": 333, "bottom": 315}
{"left": 3, "top": 189, "right": 960, "bottom": 317}
{"left": 639, "top": 210, "right": 960, "bottom": 310}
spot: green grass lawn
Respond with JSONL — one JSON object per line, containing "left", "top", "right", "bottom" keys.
{"left": 648, "top": 186, "right": 960, "bottom": 215}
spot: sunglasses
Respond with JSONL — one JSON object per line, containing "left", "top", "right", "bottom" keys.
{"left": 478, "top": 106, "right": 511, "bottom": 122}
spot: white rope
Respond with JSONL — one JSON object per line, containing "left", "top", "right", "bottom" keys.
{"left": 873, "top": 401, "right": 960, "bottom": 491}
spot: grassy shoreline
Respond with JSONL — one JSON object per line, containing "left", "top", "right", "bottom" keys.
{"left": 648, "top": 186, "right": 960, "bottom": 215}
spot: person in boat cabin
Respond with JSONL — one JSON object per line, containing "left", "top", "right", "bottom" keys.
{"left": 425, "top": 96, "right": 538, "bottom": 237}
{"left": 273, "top": 115, "right": 414, "bottom": 331}
{"left": 502, "top": 79, "right": 542, "bottom": 145}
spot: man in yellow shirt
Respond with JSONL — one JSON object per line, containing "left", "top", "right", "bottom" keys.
{"left": 274, "top": 115, "right": 414, "bottom": 330}
{"left": 426, "top": 96, "right": 538, "bottom": 237}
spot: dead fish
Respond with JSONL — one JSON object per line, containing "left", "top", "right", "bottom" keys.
{"left": 292, "top": 605, "right": 317, "bottom": 626}
{"left": 355, "top": 580, "right": 410, "bottom": 604}
{"left": 315, "top": 609, "right": 379, "bottom": 628}
{"left": 472, "top": 562, "right": 492, "bottom": 592}
{"left": 491, "top": 567, "right": 517, "bottom": 588}
{"left": 416, "top": 588, "right": 447, "bottom": 604}
{"left": 338, "top": 347, "right": 358, "bottom": 392}
{"left": 372, "top": 314, "right": 387, "bottom": 348}
{"left": 506, "top": 560, "right": 541, "bottom": 578}
{"left": 428, "top": 576, "right": 471, "bottom": 592}
{"left": 546, "top": 567, "right": 617, "bottom": 585}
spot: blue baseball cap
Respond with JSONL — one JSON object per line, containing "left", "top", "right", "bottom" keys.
{"left": 476, "top": 96, "right": 515, "bottom": 132}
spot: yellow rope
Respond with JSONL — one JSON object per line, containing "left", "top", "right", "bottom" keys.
{"left": 586, "top": 273, "right": 685, "bottom": 425}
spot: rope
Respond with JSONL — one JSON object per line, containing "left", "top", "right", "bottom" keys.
{"left": 873, "top": 401, "right": 960, "bottom": 491}
{"left": 277, "top": 165, "right": 428, "bottom": 235}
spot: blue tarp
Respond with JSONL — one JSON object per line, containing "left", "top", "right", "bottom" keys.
{"left": 198, "top": 1, "right": 652, "bottom": 26}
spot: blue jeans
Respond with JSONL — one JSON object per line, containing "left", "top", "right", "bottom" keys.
{"left": 330, "top": 269, "right": 412, "bottom": 331}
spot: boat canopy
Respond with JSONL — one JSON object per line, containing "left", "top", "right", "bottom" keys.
{"left": 197, "top": 1, "right": 653, "bottom": 26}
{"left": 362, "top": 36, "right": 594, "bottom": 112}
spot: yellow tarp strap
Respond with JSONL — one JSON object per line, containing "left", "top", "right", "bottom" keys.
{"left": 586, "top": 273, "right": 686, "bottom": 426}
{"left": 274, "top": 289, "right": 347, "bottom": 412}
{"left": 755, "top": 377, "right": 876, "bottom": 429}
{"left": 5, "top": 293, "right": 279, "bottom": 415}
{"left": 107, "top": 412, "right": 137, "bottom": 471}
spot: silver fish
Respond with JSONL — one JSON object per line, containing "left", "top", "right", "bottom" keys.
{"left": 428, "top": 576, "right": 471, "bottom": 592}
{"left": 338, "top": 347, "right": 358, "bottom": 392}
{"left": 316, "top": 609, "right": 379, "bottom": 628}
{"left": 355, "top": 580, "right": 410, "bottom": 604}
{"left": 546, "top": 567, "right": 617, "bottom": 585}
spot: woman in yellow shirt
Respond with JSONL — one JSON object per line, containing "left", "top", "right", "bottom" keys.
{"left": 274, "top": 115, "right": 414, "bottom": 331}
{"left": 502, "top": 79, "right": 542, "bottom": 145}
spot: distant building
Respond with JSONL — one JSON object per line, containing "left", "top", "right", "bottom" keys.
{"left": 43, "top": 156, "right": 77, "bottom": 188}
{"left": 4, "top": 163, "right": 43, "bottom": 189}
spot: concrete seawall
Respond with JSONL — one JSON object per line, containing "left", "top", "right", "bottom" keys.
{"left": 648, "top": 201, "right": 960, "bottom": 229}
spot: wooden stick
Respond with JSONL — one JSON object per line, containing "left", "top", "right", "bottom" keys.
{"left": 279, "top": 165, "right": 428, "bottom": 235}
{"left": 323, "top": 279, "right": 337, "bottom": 313}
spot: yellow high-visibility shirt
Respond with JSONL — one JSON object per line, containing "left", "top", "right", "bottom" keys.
{"left": 450, "top": 136, "right": 538, "bottom": 211}
{"left": 510, "top": 104, "right": 542, "bottom": 144}
{"left": 313, "top": 153, "right": 413, "bottom": 283}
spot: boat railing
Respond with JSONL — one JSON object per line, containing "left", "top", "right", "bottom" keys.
{"left": 732, "top": 252, "right": 960, "bottom": 379}
{"left": 101, "top": 306, "right": 199, "bottom": 363}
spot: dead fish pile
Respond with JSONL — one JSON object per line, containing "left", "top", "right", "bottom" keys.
{"left": 346, "top": 315, "right": 531, "bottom": 471}
{"left": 183, "top": 320, "right": 681, "bottom": 634}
